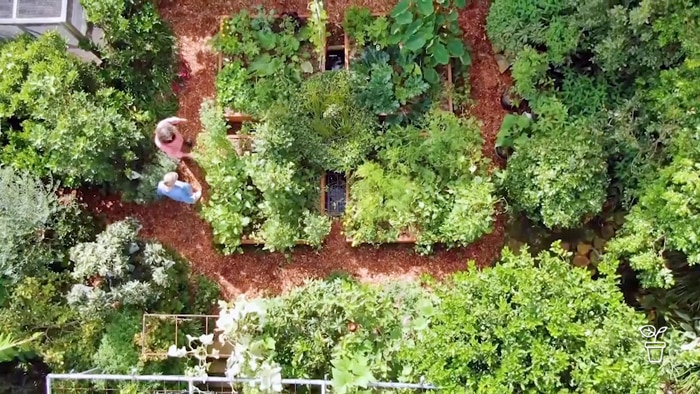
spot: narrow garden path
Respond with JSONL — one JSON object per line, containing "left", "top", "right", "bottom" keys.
{"left": 79, "top": 0, "right": 510, "bottom": 298}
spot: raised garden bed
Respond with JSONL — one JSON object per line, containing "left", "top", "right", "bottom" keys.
{"left": 216, "top": 10, "right": 351, "bottom": 125}
{"left": 342, "top": 9, "right": 458, "bottom": 120}
{"left": 203, "top": 2, "right": 476, "bottom": 254}
{"left": 343, "top": 109, "right": 495, "bottom": 251}
{"left": 213, "top": 10, "right": 318, "bottom": 122}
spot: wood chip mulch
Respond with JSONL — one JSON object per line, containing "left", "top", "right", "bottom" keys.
{"left": 79, "top": 0, "right": 511, "bottom": 299}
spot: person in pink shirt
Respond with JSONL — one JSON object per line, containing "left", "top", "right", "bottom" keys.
{"left": 154, "top": 117, "right": 193, "bottom": 160}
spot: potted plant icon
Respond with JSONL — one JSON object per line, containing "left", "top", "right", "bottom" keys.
{"left": 639, "top": 325, "right": 668, "bottom": 364}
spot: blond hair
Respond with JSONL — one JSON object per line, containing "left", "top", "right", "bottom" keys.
{"left": 163, "top": 172, "right": 179, "bottom": 187}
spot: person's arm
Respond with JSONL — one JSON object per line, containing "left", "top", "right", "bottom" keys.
{"left": 162, "top": 116, "right": 187, "bottom": 125}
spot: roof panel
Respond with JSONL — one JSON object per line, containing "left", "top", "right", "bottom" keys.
{"left": 17, "top": 0, "right": 62, "bottom": 18}
{"left": 0, "top": 0, "right": 12, "bottom": 18}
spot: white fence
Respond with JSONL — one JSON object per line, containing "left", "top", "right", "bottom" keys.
{"left": 46, "top": 372, "right": 438, "bottom": 394}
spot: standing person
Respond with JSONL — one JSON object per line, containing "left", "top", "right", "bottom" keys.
{"left": 157, "top": 172, "right": 201, "bottom": 204}
{"left": 155, "top": 117, "right": 193, "bottom": 160}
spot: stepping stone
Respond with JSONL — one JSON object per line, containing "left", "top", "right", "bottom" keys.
{"left": 495, "top": 54, "right": 510, "bottom": 73}
{"left": 573, "top": 254, "right": 590, "bottom": 267}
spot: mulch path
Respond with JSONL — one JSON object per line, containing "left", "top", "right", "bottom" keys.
{"left": 79, "top": 0, "right": 511, "bottom": 299}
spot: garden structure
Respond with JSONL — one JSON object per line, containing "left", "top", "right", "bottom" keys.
{"left": 203, "top": 0, "right": 485, "bottom": 254}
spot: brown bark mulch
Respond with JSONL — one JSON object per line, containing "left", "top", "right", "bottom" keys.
{"left": 79, "top": 0, "right": 511, "bottom": 299}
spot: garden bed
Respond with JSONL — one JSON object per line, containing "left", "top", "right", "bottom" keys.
{"left": 216, "top": 11, "right": 351, "bottom": 124}
{"left": 344, "top": 9, "right": 454, "bottom": 121}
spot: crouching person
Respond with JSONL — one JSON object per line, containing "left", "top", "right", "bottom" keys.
{"left": 157, "top": 172, "right": 201, "bottom": 204}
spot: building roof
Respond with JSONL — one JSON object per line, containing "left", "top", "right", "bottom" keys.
{"left": 0, "top": 0, "right": 67, "bottom": 23}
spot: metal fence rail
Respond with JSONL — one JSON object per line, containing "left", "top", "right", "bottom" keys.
{"left": 46, "top": 373, "right": 437, "bottom": 394}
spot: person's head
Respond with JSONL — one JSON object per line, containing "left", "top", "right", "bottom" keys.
{"left": 162, "top": 172, "right": 178, "bottom": 188}
{"left": 156, "top": 124, "right": 176, "bottom": 143}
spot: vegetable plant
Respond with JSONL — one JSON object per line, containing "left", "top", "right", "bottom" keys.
{"left": 344, "top": 108, "right": 495, "bottom": 253}
{"left": 213, "top": 8, "right": 314, "bottom": 117}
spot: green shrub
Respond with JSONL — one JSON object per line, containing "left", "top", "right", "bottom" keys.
{"left": 265, "top": 278, "right": 436, "bottom": 390}
{"left": 501, "top": 97, "right": 608, "bottom": 229}
{"left": 603, "top": 127, "right": 700, "bottom": 289}
{"left": 0, "top": 33, "right": 150, "bottom": 187}
{"left": 0, "top": 167, "right": 94, "bottom": 283}
{"left": 0, "top": 272, "right": 103, "bottom": 371}
{"left": 397, "top": 246, "right": 661, "bottom": 392}
{"left": 67, "top": 218, "right": 179, "bottom": 318}
{"left": 79, "top": 0, "right": 177, "bottom": 121}
{"left": 92, "top": 308, "right": 142, "bottom": 374}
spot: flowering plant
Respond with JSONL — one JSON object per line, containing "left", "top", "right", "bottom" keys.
{"left": 168, "top": 295, "right": 283, "bottom": 392}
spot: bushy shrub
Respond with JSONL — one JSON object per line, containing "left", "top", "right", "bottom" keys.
{"left": 0, "top": 272, "right": 103, "bottom": 371}
{"left": 80, "top": 0, "right": 177, "bottom": 120}
{"left": 92, "top": 308, "right": 142, "bottom": 374}
{"left": 0, "top": 167, "right": 94, "bottom": 283}
{"left": 169, "top": 279, "right": 437, "bottom": 393}
{"left": 0, "top": 33, "right": 150, "bottom": 187}
{"left": 500, "top": 96, "right": 608, "bottom": 229}
{"left": 67, "top": 218, "right": 178, "bottom": 318}
{"left": 397, "top": 246, "right": 661, "bottom": 392}
{"left": 603, "top": 124, "right": 700, "bottom": 288}
{"left": 264, "top": 278, "right": 435, "bottom": 387}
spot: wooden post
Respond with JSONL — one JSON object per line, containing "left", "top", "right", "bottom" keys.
{"left": 320, "top": 171, "right": 327, "bottom": 214}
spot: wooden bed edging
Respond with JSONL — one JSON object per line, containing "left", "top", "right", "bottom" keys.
{"left": 345, "top": 233, "right": 418, "bottom": 244}
{"left": 240, "top": 238, "right": 310, "bottom": 245}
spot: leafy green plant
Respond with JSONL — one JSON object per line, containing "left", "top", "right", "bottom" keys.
{"left": 0, "top": 332, "right": 42, "bottom": 363}
{"left": 0, "top": 167, "right": 94, "bottom": 284}
{"left": 350, "top": 48, "right": 401, "bottom": 115}
{"left": 345, "top": 109, "right": 495, "bottom": 252}
{"left": 500, "top": 96, "right": 608, "bottom": 229}
{"left": 195, "top": 101, "right": 258, "bottom": 253}
{"left": 495, "top": 113, "right": 532, "bottom": 149}
{"left": 388, "top": 0, "right": 469, "bottom": 68}
{"left": 307, "top": 0, "right": 328, "bottom": 70}
{"left": 343, "top": 6, "right": 390, "bottom": 49}
{"left": 397, "top": 246, "right": 662, "bottom": 392}
{"left": 212, "top": 8, "right": 313, "bottom": 117}
{"left": 67, "top": 218, "right": 179, "bottom": 319}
